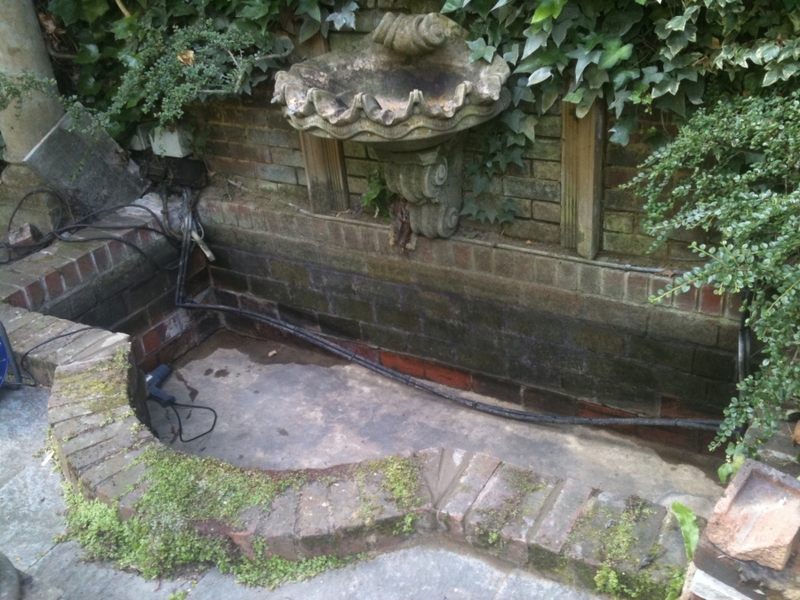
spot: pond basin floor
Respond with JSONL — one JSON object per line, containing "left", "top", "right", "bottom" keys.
{"left": 150, "top": 329, "right": 724, "bottom": 518}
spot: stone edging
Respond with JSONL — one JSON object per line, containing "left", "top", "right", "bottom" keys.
{"left": 0, "top": 299, "right": 687, "bottom": 596}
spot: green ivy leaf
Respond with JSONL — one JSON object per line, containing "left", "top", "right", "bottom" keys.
{"left": 298, "top": 18, "right": 321, "bottom": 43}
{"left": 82, "top": 0, "right": 109, "bottom": 23}
{"left": 467, "top": 38, "right": 496, "bottom": 63}
{"left": 75, "top": 44, "right": 101, "bottom": 64}
{"left": 441, "top": 0, "right": 469, "bottom": 14}
{"left": 528, "top": 66, "right": 553, "bottom": 85}
{"left": 599, "top": 40, "right": 633, "bottom": 70}
{"left": 522, "top": 29, "right": 548, "bottom": 58}
{"left": 609, "top": 115, "right": 635, "bottom": 145}
{"left": 503, "top": 43, "right": 520, "bottom": 65}
{"left": 295, "top": 0, "right": 322, "bottom": 23}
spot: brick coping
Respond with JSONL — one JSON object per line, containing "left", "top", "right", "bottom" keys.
{"left": 0, "top": 298, "right": 687, "bottom": 596}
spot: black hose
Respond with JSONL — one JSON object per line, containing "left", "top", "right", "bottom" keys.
{"left": 173, "top": 191, "right": 722, "bottom": 432}
{"left": 738, "top": 288, "right": 753, "bottom": 383}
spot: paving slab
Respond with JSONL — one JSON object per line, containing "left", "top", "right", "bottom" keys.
{"left": 152, "top": 330, "right": 725, "bottom": 518}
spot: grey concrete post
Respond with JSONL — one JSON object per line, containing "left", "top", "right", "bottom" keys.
{"left": 0, "top": 0, "right": 63, "bottom": 163}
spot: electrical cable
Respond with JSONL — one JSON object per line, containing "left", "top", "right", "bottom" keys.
{"left": 17, "top": 326, "right": 97, "bottom": 384}
{"left": 166, "top": 401, "right": 218, "bottom": 443}
{"left": 173, "top": 189, "right": 724, "bottom": 433}
{"left": 3, "top": 188, "right": 181, "bottom": 270}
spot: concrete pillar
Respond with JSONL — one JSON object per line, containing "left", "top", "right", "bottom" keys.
{"left": 0, "top": 0, "right": 63, "bottom": 163}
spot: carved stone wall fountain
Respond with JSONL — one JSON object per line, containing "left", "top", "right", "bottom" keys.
{"left": 273, "top": 12, "right": 510, "bottom": 238}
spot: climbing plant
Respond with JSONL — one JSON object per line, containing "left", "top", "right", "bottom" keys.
{"left": 630, "top": 91, "right": 800, "bottom": 459}
{"left": 448, "top": 0, "right": 800, "bottom": 142}
{"left": 40, "top": 0, "right": 358, "bottom": 137}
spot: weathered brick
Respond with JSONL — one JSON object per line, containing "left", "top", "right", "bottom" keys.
{"left": 375, "top": 305, "right": 421, "bottom": 332}
{"left": 579, "top": 295, "right": 648, "bottom": 332}
{"left": 536, "top": 114, "right": 562, "bottom": 138}
{"left": 604, "top": 211, "right": 635, "bottom": 233}
{"left": 565, "top": 322, "right": 626, "bottom": 355}
{"left": 523, "top": 139, "right": 561, "bottom": 161}
{"left": 210, "top": 267, "right": 249, "bottom": 293}
{"left": 317, "top": 314, "right": 361, "bottom": 339}
{"left": 471, "top": 246, "right": 493, "bottom": 274}
{"left": 649, "top": 310, "right": 718, "bottom": 346}
{"left": 628, "top": 336, "right": 693, "bottom": 372}
{"left": 505, "top": 219, "right": 560, "bottom": 244}
{"left": 503, "top": 177, "right": 561, "bottom": 202}
{"left": 578, "top": 264, "right": 602, "bottom": 295}
{"left": 269, "top": 260, "right": 310, "bottom": 286}
{"left": 530, "top": 478, "right": 594, "bottom": 554}
{"left": 257, "top": 164, "right": 297, "bottom": 185}
{"left": 673, "top": 284, "right": 699, "bottom": 311}
{"left": 437, "top": 453, "right": 501, "bottom": 539}
{"left": 246, "top": 128, "right": 301, "bottom": 149}
{"left": 532, "top": 160, "right": 561, "bottom": 181}
{"left": 362, "top": 323, "right": 407, "bottom": 351}
{"left": 693, "top": 348, "right": 735, "bottom": 381}
{"left": 603, "top": 232, "right": 658, "bottom": 257}
{"left": 531, "top": 201, "right": 560, "bottom": 223}
{"left": 289, "top": 287, "right": 329, "bottom": 312}
{"left": 600, "top": 268, "right": 625, "bottom": 300}
{"left": 699, "top": 285, "right": 724, "bottom": 315}
{"left": 209, "top": 157, "right": 256, "bottom": 179}
{"left": 505, "top": 308, "right": 562, "bottom": 343}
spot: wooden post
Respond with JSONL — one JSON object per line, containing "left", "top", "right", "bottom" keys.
{"left": 299, "top": 34, "right": 350, "bottom": 213}
{"left": 561, "top": 102, "right": 604, "bottom": 259}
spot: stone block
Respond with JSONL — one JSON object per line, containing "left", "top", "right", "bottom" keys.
{"left": 566, "top": 492, "right": 667, "bottom": 576}
{"left": 437, "top": 452, "right": 501, "bottom": 539}
{"left": 24, "top": 111, "right": 147, "bottom": 217}
{"left": 529, "top": 478, "right": 594, "bottom": 555}
{"left": 465, "top": 464, "right": 558, "bottom": 565}
{"left": 706, "top": 460, "right": 800, "bottom": 570}
{"left": 261, "top": 488, "right": 299, "bottom": 560}
{"left": 296, "top": 481, "right": 333, "bottom": 557}
{"left": 80, "top": 443, "right": 150, "bottom": 490}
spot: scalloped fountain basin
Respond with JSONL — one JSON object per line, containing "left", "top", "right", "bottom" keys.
{"left": 273, "top": 13, "right": 509, "bottom": 238}
{"left": 274, "top": 13, "right": 510, "bottom": 151}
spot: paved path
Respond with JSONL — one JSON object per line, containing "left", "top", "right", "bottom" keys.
{"left": 0, "top": 386, "right": 598, "bottom": 600}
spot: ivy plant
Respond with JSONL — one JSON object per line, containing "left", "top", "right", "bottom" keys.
{"left": 445, "top": 0, "right": 800, "bottom": 143}
{"left": 631, "top": 91, "right": 800, "bottom": 457}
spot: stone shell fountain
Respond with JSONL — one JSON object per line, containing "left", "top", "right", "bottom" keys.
{"left": 273, "top": 12, "right": 510, "bottom": 238}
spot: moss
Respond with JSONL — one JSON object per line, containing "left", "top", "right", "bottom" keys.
{"left": 473, "top": 467, "right": 543, "bottom": 549}
{"left": 57, "top": 349, "right": 133, "bottom": 421}
{"left": 354, "top": 455, "right": 423, "bottom": 529}
{"left": 60, "top": 446, "right": 355, "bottom": 587}
{"left": 587, "top": 496, "right": 674, "bottom": 600}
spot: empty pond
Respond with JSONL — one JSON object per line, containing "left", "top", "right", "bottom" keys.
{"left": 148, "top": 329, "right": 723, "bottom": 518}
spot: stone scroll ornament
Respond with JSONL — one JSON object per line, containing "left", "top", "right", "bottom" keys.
{"left": 273, "top": 12, "right": 510, "bottom": 238}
